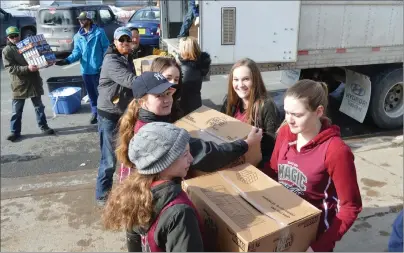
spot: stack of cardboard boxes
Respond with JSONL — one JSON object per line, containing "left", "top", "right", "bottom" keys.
{"left": 174, "top": 106, "right": 322, "bottom": 252}
{"left": 16, "top": 34, "right": 56, "bottom": 69}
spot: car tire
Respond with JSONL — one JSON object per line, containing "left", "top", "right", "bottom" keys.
{"left": 21, "top": 28, "right": 36, "bottom": 39}
{"left": 369, "top": 67, "right": 403, "bottom": 129}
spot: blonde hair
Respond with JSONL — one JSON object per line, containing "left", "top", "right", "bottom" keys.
{"left": 277, "top": 79, "right": 330, "bottom": 132}
{"left": 225, "top": 58, "right": 269, "bottom": 126}
{"left": 179, "top": 37, "right": 201, "bottom": 61}
{"left": 116, "top": 97, "right": 146, "bottom": 169}
{"left": 102, "top": 170, "right": 159, "bottom": 230}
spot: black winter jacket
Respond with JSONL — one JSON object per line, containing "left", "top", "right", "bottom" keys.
{"left": 178, "top": 52, "right": 211, "bottom": 114}
{"left": 137, "top": 109, "right": 249, "bottom": 172}
{"left": 127, "top": 180, "right": 203, "bottom": 252}
{"left": 221, "top": 96, "right": 280, "bottom": 166}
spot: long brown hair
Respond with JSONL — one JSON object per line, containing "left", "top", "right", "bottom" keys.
{"left": 150, "top": 57, "right": 184, "bottom": 120}
{"left": 102, "top": 170, "right": 159, "bottom": 230}
{"left": 277, "top": 79, "right": 330, "bottom": 132}
{"left": 225, "top": 58, "right": 269, "bottom": 126}
{"left": 116, "top": 97, "right": 145, "bottom": 169}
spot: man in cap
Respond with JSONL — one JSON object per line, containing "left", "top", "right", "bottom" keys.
{"left": 2, "top": 26, "right": 55, "bottom": 142}
{"left": 95, "top": 27, "right": 137, "bottom": 206}
{"left": 55, "top": 11, "right": 109, "bottom": 125}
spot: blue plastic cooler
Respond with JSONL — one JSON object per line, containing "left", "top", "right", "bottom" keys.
{"left": 49, "top": 87, "right": 82, "bottom": 114}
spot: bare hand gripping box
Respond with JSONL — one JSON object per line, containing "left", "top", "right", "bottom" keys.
{"left": 174, "top": 105, "right": 262, "bottom": 178}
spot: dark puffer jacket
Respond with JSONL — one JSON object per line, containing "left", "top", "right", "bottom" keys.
{"left": 97, "top": 45, "right": 136, "bottom": 122}
{"left": 178, "top": 52, "right": 211, "bottom": 114}
{"left": 126, "top": 180, "right": 204, "bottom": 252}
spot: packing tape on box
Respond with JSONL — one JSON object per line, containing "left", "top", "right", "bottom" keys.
{"left": 218, "top": 171, "right": 291, "bottom": 251}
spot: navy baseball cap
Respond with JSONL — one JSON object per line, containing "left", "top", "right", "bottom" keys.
{"left": 132, "top": 72, "right": 175, "bottom": 99}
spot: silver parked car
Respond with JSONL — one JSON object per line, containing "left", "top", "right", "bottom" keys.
{"left": 36, "top": 4, "right": 123, "bottom": 53}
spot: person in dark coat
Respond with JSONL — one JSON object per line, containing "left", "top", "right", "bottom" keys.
{"left": 2, "top": 26, "right": 55, "bottom": 142}
{"left": 129, "top": 27, "right": 152, "bottom": 59}
{"left": 95, "top": 27, "right": 136, "bottom": 206}
{"left": 221, "top": 58, "right": 280, "bottom": 168}
{"left": 177, "top": 36, "right": 211, "bottom": 114}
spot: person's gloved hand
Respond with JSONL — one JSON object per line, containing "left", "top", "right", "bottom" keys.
{"left": 194, "top": 16, "right": 200, "bottom": 27}
{"left": 55, "top": 59, "right": 69, "bottom": 66}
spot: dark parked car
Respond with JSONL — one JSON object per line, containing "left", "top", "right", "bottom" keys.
{"left": 126, "top": 6, "right": 160, "bottom": 48}
{"left": 1, "top": 8, "right": 37, "bottom": 46}
{"left": 36, "top": 4, "right": 123, "bottom": 53}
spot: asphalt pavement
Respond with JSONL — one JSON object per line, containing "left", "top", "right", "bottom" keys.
{"left": 0, "top": 61, "right": 100, "bottom": 178}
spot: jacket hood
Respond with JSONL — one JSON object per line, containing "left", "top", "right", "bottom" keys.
{"left": 105, "top": 44, "right": 116, "bottom": 55}
{"left": 285, "top": 119, "right": 341, "bottom": 151}
{"left": 133, "top": 179, "right": 182, "bottom": 234}
{"left": 179, "top": 51, "right": 211, "bottom": 76}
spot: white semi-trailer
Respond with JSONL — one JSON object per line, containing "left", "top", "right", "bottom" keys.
{"left": 160, "top": 0, "right": 403, "bottom": 129}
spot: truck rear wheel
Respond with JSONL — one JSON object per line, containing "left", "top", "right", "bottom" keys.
{"left": 369, "top": 68, "right": 403, "bottom": 129}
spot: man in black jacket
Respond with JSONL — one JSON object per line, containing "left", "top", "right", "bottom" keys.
{"left": 95, "top": 27, "right": 136, "bottom": 206}
{"left": 129, "top": 27, "right": 152, "bottom": 59}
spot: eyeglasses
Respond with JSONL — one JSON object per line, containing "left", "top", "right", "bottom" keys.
{"left": 118, "top": 37, "right": 131, "bottom": 43}
{"left": 8, "top": 34, "right": 19, "bottom": 39}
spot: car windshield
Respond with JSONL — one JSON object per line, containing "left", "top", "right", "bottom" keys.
{"left": 129, "top": 9, "right": 160, "bottom": 21}
{"left": 38, "top": 9, "right": 78, "bottom": 25}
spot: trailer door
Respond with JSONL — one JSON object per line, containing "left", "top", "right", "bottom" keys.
{"left": 200, "top": 1, "right": 301, "bottom": 65}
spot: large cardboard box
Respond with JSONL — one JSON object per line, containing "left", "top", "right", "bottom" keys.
{"left": 174, "top": 105, "right": 262, "bottom": 178}
{"left": 133, "top": 55, "right": 160, "bottom": 74}
{"left": 183, "top": 164, "right": 322, "bottom": 252}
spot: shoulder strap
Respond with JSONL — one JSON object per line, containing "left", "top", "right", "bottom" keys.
{"left": 145, "top": 192, "right": 198, "bottom": 252}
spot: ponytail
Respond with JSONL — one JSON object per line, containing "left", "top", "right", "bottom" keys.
{"left": 116, "top": 99, "right": 142, "bottom": 169}
{"left": 277, "top": 79, "right": 332, "bottom": 134}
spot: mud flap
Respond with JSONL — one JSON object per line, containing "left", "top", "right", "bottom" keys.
{"left": 339, "top": 69, "right": 372, "bottom": 123}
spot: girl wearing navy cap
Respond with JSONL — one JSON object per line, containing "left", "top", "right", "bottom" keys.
{"left": 116, "top": 71, "right": 262, "bottom": 183}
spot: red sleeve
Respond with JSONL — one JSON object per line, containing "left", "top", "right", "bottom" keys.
{"left": 263, "top": 125, "right": 289, "bottom": 180}
{"left": 310, "top": 141, "right": 362, "bottom": 252}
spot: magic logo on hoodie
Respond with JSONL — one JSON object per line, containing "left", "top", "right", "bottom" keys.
{"left": 278, "top": 161, "right": 307, "bottom": 196}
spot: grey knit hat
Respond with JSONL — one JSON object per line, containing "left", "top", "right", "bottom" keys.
{"left": 128, "top": 122, "right": 190, "bottom": 175}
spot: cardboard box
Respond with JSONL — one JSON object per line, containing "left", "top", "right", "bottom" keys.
{"left": 175, "top": 105, "right": 262, "bottom": 178}
{"left": 133, "top": 55, "right": 160, "bottom": 74}
{"left": 183, "top": 164, "right": 322, "bottom": 252}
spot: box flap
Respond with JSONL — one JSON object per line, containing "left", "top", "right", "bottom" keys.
{"left": 174, "top": 120, "right": 223, "bottom": 144}
{"left": 177, "top": 106, "right": 252, "bottom": 142}
{"left": 184, "top": 164, "right": 321, "bottom": 243}
{"left": 218, "top": 164, "right": 321, "bottom": 225}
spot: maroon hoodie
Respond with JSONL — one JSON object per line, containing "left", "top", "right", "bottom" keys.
{"left": 265, "top": 122, "right": 362, "bottom": 252}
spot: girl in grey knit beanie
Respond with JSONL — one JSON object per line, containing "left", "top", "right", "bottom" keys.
{"left": 103, "top": 122, "right": 205, "bottom": 252}
{"left": 128, "top": 121, "right": 193, "bottom": 177}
